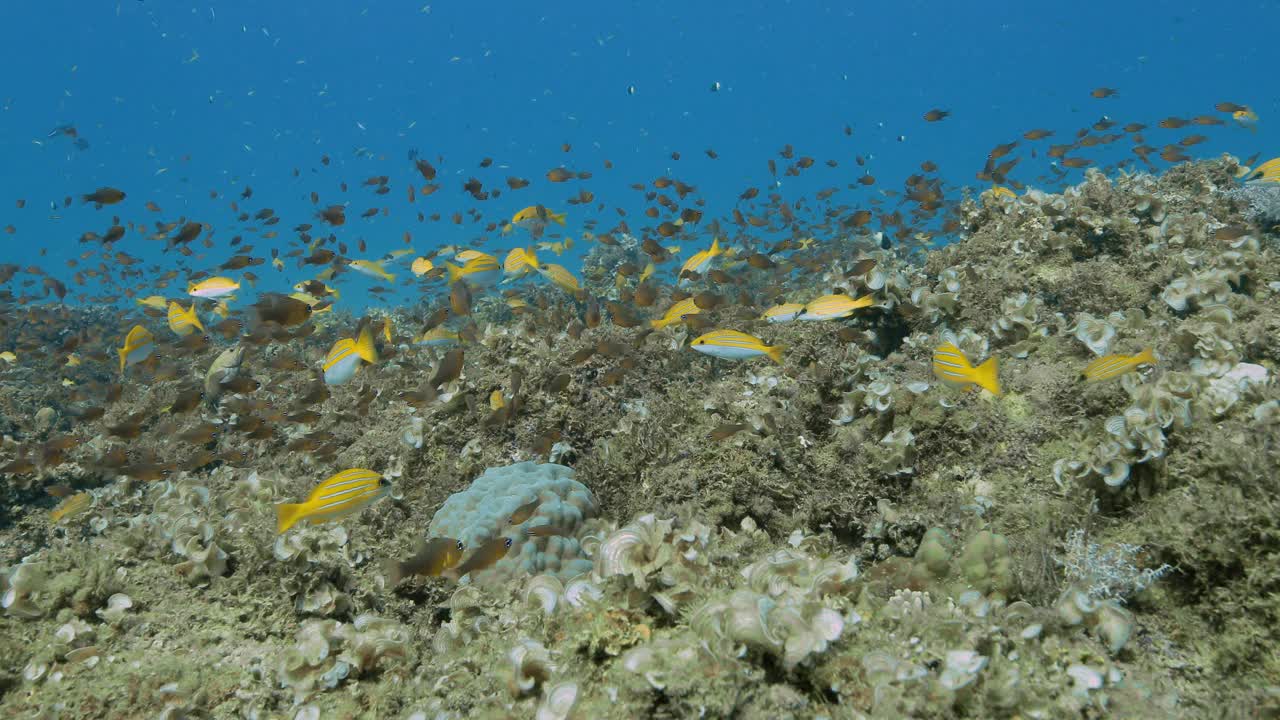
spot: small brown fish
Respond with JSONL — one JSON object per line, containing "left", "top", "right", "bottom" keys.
{"left": 385, "top": 537, "right": 464, "bottom": 585}
{"left": 508, "top": 499, "right": 542, "bottom": 526}
{"left": 430, "top": 348, "right": 464, "bottom": 388}
{"left": 82, "top": 187, "right": 126, "bottom": 207}
{"left": 450, "top": 536, "right": 513, "bottom": 579}
{"left": 709, "top": 423, "right": 750, "bottom": 441}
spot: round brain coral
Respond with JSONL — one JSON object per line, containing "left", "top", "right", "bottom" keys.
{"left": 428, "top": 462, "right": 598, "bottom": 582}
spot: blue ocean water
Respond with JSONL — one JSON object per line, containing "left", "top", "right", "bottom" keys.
{"left": 0, "top": 1, "right": 1274, "bottom": 308}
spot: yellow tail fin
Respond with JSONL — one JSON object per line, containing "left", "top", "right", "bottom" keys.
{"left": 185, "top": 305, "right": 205, "bottom": 332}
{"left": 973, "top": 357, "right": 1001, "bottom": 395}
{"left": 551, "top": 212, "right": 567, "bottom": 226}
{"left": 853, "top": 294, "right": 875, "bottom": 310}
{"left": 1131, "top": 347, "right": 1157, "bottom": 367}
{"left": 276, "top": 503, "right": 302, "bottom": 534}
{"left": 709, "top": 237, "right": 722, "bottom": 257}
{"left": 765, "top": 344, "right": 786, "bottom": 365}
{"left": 353, "top": 326, "right": 378, "bottom": 364}
{"left": 524, "top": 247, "right": 540, "bottom": 269}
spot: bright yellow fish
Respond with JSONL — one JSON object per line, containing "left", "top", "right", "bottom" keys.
{"left": 932, "top": 342, "right": 1000, "bottom": 395}
{"left": 538, "top": 263, "right": 581, "bottom": 295}
{"left": 188, "top": 276, "right": 239, "bottom": 299}
{"left": 679, "top": 238, "right": 723, "bottom": 284}
{"left": 411, "top": 257, "right": 435, "bottom": 276}
{"left": 691, "top": 329, "right": 784, "bottom": 364}
{"left": 798, "top": 293, "right": 874, "bottom": 321}
{"left": 119, "top": 325, "right": 155, "bottom": 373}
{"left": 349, "top": 259, "right": 396, "bottom": 283}
{"left": 1082, "top": 348, "right": 1157, "bottom": 383}
{"left": 651, "top": 297, "right": 700, "bottom": 329}
{"left": 166, "top": 302, "right": 204, "bottom": 337}
{"left": 275, "top": 468, "right": 391, "bottom": 533}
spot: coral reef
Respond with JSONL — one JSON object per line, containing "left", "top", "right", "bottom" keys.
{"left": 0, "top": 158, "right": 1278, "bottom": 717}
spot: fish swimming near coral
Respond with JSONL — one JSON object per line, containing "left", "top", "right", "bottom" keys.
{"left": 651, "top": 297, "right": 701, "bottom": 329}
{"left": 507, "top": 499, "right": 542, "bottom": 526}
{"left": 204, "top": 345, "right": 244, "bottom": 404}
{"left": 276, "top": 468, "right": 391, "bottom": 533}
{"left": 166, "top": 302, "right": 204, "bottom": 337}
{"left": 118, "top": 325, "right": 155, "bottom": 372}
{"left": 691, "top": 329, "right": 784, "bottom": 364}
{"left": 932, "top": 342, "right": 1001, "bottom": 395}
{"left": 798, "top": 293, "right": 874, "bottom": 321}
{"left": 679, "top": 237, "right": 723, "bottom": 284}
{"left": 447, "top": 254, "right": 501, "bottom": 287}
{"left": 385, "top": 537, "right": 464, "bottom": 585}
{"left": 50, "top": 492, "right": 92, "bottom": 523}
{"left": 322, "top": 325, "right": 378, "bottom": 385}
{"left": 760, "top": 302, "right": 805, "bottom": 323}
{"left": 1081, "top": 348, "right": 1157, "bottom": 383}
{"left": 446, "top": 536, "right": 514, "bottom": 580}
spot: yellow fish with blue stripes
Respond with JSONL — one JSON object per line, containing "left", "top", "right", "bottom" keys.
{"left": 276, "top": 468, "right": 391, "bottom": 533}
{"left": 651, "top": 297, "right": 701, "bottom": 329}
{"left": 691, "top": 329, "right": 784, "bottom": 364}
{"left": 322, "top": 325, "right": 378, "bottom": 385}
{"left": 166, "top": 302, "right": 204, "bottom": 337}
{"left": 118, "top": 325, "right": 155, "bottom": 373}
{"left": 1081, "top": 348, "right": 1157, "bottom": 383}
{"left": 932, "top": 342, "right": 1000, "bottom": 395}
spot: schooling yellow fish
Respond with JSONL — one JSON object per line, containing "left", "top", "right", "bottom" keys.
{"left": 166, "top": 302, "right": 204, "bottom": 337}
{"left": 50, "top": 492, "right": 92, "bottom": 524}
{"left": 415, "top": 326, "right": 461, "bottom": 347}
{"left": 679, "top": 238, "right": 724, "bottom": 284}
{"left": 691, "top": 329, "right": 784, "bottom": 364}
{"left": 538, "top": 263, "right": 581, "bottom": 295}
{"left": 119, "top": 325, "right": 155, "bottom": 372}
{"left": 1082, "top": 348, "right": 1157, "bottom": 383}
{"left": 322, "top": 325, "right": 378, "bottom": 385}
{"left": 188, "top": 276, "right": 240, "bottom": 299}
{"left": 507, "top": 205, "right": 566, "bottom": 234}
{"left": 447, "top": 254, "right": 501, "bottom": 287}
{"left": 276, "top": 468, "right": 391, "bottom": 533}
{"left": 651, "top": 297, "right": 701, "bottom": 329}
{"left": 798, "top": 293, "right": 874, "bottom": 321}
{"left": 760, "top": 302, "right": 805, "bottom": 323}
{"left": 135, "top": 295, "right": 168, "bottom": 311}
{"left": 503, "top": 247, "right": 540, "bottom": 279}
{"left": 932, "top": 342, "right": 1000, "bottom": 395}
{"left": 410, "top": 257, "right": 435, "bottom": 276}
{"left": 349, "top": 259, "right": 396, "bottom": 283}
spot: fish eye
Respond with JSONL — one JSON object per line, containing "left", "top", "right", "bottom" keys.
{"left": 504, "top": 537, "right": 513, "bottom": 547}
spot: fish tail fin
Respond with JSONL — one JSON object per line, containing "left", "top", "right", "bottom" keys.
{"left": 854, "top": 293, "right": 875, "bottom": 309}
{"left": 383, "top": 271, "right": 396, "bottom": 283}
{"left": 446, "top": 263, "right": 464, "bottom": 285}
{"left": 1132, "top": 347, "right": 1157, "bottom": 367}
{"left": 186, "top": 305, "right": 205, "bottom": 332}
{"left": 354, "top": 326, "right": 378, "bottom": 364}
{"left": 765, "top": 344, "right": 786, "bottom": 364}
{"left": 710, "top": 237, "right": 722, "bottom": 256}
{"left": 973, "top": 357, "right": 1001, "bottom": 395}
{"left": 551, "top": 212, "right": 567, "bottom": 226}
{"left": 118, "top": 349, "right": 126, "bottom": 374}
{"left": 276, "top": 503, "right": 303, "bottom": 534}
{"left": 524, "top": 247, "right": 540, "bottom": 269}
